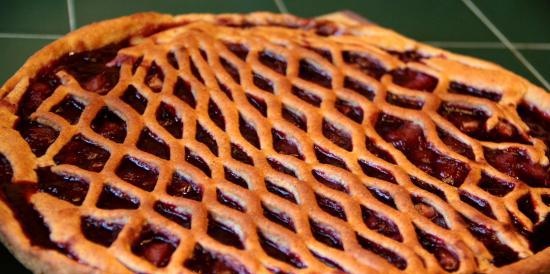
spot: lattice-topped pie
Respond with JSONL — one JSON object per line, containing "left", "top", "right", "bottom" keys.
{"left": 1, "top": 12, "right": 549, "bottom": 274}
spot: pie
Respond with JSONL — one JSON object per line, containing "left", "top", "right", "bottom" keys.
{"left": 0, "top": 11, "right": 549, "bottom": 274}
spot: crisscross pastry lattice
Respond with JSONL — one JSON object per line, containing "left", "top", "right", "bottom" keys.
{"left": 0, "top": 12, "right": 550, "bottom": 274}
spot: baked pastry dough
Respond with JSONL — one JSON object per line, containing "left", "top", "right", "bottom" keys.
{"left": 0, "top": 12, "right": 549, "bottom": 274}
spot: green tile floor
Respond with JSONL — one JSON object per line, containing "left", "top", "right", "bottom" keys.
{"left": 0, "top": 0, "right": 549, "bottom": 272}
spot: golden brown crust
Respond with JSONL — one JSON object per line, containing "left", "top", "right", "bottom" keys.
{"left": 0, "top": 11, "right": 548, "bottom": 274}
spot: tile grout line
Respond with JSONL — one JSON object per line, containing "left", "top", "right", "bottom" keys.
{"left": 0, "top": 33, "right": 62, "bottom": 40}
{"left": 461, "top": 0, "right": 550, "bottom": 90}
{"left": 273, "top": 0, "right": 289, "bottom": 14}
{"left": 66, "top": 0, "right": 76, "bottom": 31}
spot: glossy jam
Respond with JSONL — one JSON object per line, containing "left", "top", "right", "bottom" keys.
{"left": 358, "top": 160, "right": 397, "bottom": 184}
{"left": 17, "top": 73, "right": 60, "bottom": 118}
{"left": 184, "top": 244, "right": 249, "bottom": 274}
{"left": 410, "top": 177, "right": 447, "bottom": 201}
{"left": 154, "top": 201, "right": 192, "bottom": 229}
{"left": 81, "top": 216, "right": 123, "bottom": 247}
{"left": 386, "top": 92, "right": 424, "bottom": 109}
{"left": 0, "top": 155, "right": 59, "bottom": 249}
{"left": 166, "top": 51, "right": 178, "bottom": 69}
{"left": 367, "top": 187, "right": 397, "bottom": 209}
{"left": 436, "top": 127, "right": 475, "bottom": 160}
{"left": 37, "top": 167, "right": 88, "bottom": 206}
{"left": 267, "top": 158, "right": 297, "bottom": 177}
{"left": 360, "top": 205, "right": 402, "bottom": 242}
{"left": 185, "top": 148, "right": 211, "bottom": 177}
{"left": 386, "top": 50, "right": 426, "bottom": 63}
{"left": 281, "top": 105, "right": 307, "bottom": 131}
{"left": 245, "top": 93, "right": 268, "bottom": 117}
{"left": 207, "top": 214, "right": 244, "bottom": 249}
{"left": 477, "top": 173, "right": 514, "bottom": 197}
{"left": 342, "top": 51, "right": 386, "bottom": 80}
{"left": 208, "top": 99, "right": 226, "bottom": 130}
{"left": 0, "top": 155, "right": 12, "bottom": 186}
{"left": 189, "top": 57, "right": 204, "bottom": 84}
{"left": 344, "top": 76, "right": 375, "bottom": 101}
{"left": 90, "top": 107, "right": 127, "bottom": 143}
{"left": 131, "top": 226, "right": 178, "bottom": 267}
{"left": 224, "top": 42, "right": 249, "bottom": 61}
{"left": 309, "top": 219, "right": 343, "bottom": 250}
{"left": 322, "top": 119, "right": 353, "bottom": 151}
{"left": 310, "top": 249, "right": 344, "bottom": 271}
{"left": 448, "top": 82, "right": 501, "bottom": 102}
{"left": 459, "top": 191, "right": 495, "bottom": 219}
{"left": 461, "top": 215, "right": 519, "bottom": 266}
{"left": 167, "top": 172, "right": 203, "bottom": 201}
{"left": 262, "top": 203, "right": 296, "bottom": 232}
{"left": 16, "top": 42, "right": 126, "bottom": 120}
{"left": 121, "top": 85, "right": 147, "bottom": 114}
{"left": 220, "top": 57, "right": 241, "bottom": 83}
{"left": 291, "top": 85, "right": 321, "bottom": 107}
{"left": 239, "top": 114, "right": 261, "bottom": 148}
{"left": 438, "top": 103, "right": 528, "bottom": 144}
{"left": 390, "top": 69, "right": 438, "bottom": 92}
{"left": 96, "top": 185, "right": 140, "bottom": 209}
{"left": 529, "top": 216, "right": 550, "bottom": 252}
{"left": 258, "top": 231, "right": 305, "bottom": 268}
{"left": 173, "top": 77, "right": 196, "bottom": 108}
{"left": 484, "top": 147, "right": 550, "bottom": 188}
{"left": 335, "top": 98, "right": 363, "bottom": 124}
{"left": 137, "top": 128, "right": 170, "bottom": 160}
{"left": 115, "top": 156, "right": 159, "bottom": 192}
{"left": 217, "top": 80, "right": 234, "bottom": 100}
{"left": 230, "top": 143, "right": 254, "bottom": 165}
{"left": 54, "top": 134, "right": 110, "bottom": 172}
{"left": 306, "top": 46, "right": 333, "bottom": 62}
{"left": 412, "top": 196, "right": 448, "bottom": 229}
{"left": 298, "top": 60, "right": 332, "bottom": 88}
{"left": 365, "top": 137, "right": 396, "bottom": 164}
{"left": 375, "top": 114, "right": 469, "bottom": 187}
{"left": 51, "top": 95, "right": 85, "bottom": 124}
{"left": 195, "top": 123, "right": 219, "bottom": 156}
{"left": 272, "top": 129, "right": 303, "bottom": 160}
{"left": 217, "top": 189, "right": 245, "bottom": 212}
{"left": 314, "top": 145, "right": 349, "bottom": 170}
{"left": 517, "top": 103, "right": 550, "bottom": 159}
{"left": 315, "top": 193, "right": 347, "bottom": 220}
{"left": 265, "top": 180, "right": 297, "bottom": 203}
{"left": 517, "top": 194, "right": 538, "bottom": 223}
{"left": 253, "top": 72, "right": 274, "bottom": 93}
{"left": 224, "top": 167, "right": 249, "bottom": 189}
{"left": 415, "top": 227, "right": 459, "bottom": 271}
{"left": 258, "top": 51, "right": 287, "bottom": 75}
{"left": 16, "top": 119, "right": 59, "bottom": 157}
{"left": 144, "top": 62, "right": 164, "bottom": 92}
{"left": 312, "top": 169, "right": 348, "bottom": 193}
{"left": 356, "top": 233, "right": 407, "bottom": 270}
{"left": 156, "top": 102, "right": 183, "bottom": 139}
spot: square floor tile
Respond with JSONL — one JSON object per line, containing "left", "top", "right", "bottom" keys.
{"left": 0, "top": 244, "right": 30, "bottom": 274}
{"left": 520, "top": 50, "right": 550, "bottom": 88}
{"left": 475, "top": 0, "right": 550, "bottom": 43}
{"left": 74, "top": 0, "right": 279, "bottom": 27}
{"left": 0, "top": 0, "right": 69, "bottom": 34}
{"left": 0, "top": 38, "right": 52, "bottom": 84}
{"left": 284, "top": 0, "right": 498, "bottom": 42}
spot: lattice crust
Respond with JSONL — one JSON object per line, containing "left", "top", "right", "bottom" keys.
{"left": 0, "top": 12, "right": 550, "bottom": 274}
